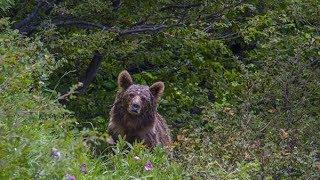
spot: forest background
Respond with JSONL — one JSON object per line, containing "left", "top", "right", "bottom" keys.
{"left": 0, "top": 0, "right": 319, "bottom": 179}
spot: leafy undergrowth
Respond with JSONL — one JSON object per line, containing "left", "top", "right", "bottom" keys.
{"left": 1, "top": 0, "right": 320, "bottom": 179}
{"left": 0, "top": 22, "right": 182, "bottom": 179}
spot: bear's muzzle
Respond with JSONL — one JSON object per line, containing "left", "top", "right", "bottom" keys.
{"left": 129, "top": 96, "right": 142, "bottom": 115}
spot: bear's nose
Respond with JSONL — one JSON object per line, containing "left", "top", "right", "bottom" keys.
{"left": 132, "top": 103, "right": 140, "bottom": 110}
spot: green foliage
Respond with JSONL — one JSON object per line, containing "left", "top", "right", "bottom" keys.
{"left": 103, "top": 137, "right": 183, "bottom": 179}
{"left": 0, "top": 0, "right": 16, "bottom": 14}
{"left": 0, "top": 20, "right": 102, "bottom": 178}
{"left": 1, "top": 0, "right": 320, "bottom": 178}
{"left": 0, "top": 20, "right": 182, "bottom": 179}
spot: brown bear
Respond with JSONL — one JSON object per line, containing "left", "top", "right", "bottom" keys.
{"left": 107, "top": 70, "right": 171, "bottom": 149}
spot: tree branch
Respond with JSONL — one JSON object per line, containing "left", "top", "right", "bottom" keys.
{"left": 58, "top": 51, "right": 103, "bottom": 104}
{"left": 119, "top": 24, "right": 168, "bottom": 36}
{"left": 77, "top": 51, "right": 103, "bottom": 93}
{"left": 52, "top": 19, "right": 111, "bottom": 30}
{"left": 18, "top": 19, "right": 113, "bottom": 35}
{"left": 19, "top": 19, "right": 168, "bottom": 36}
{"left": 13, "top": 0, "right": 64, "bottom": 32}
{"left": 13, "top": 1, "right": 45, "bottom": 29}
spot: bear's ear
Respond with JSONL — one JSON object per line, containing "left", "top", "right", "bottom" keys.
{"left": 118, "top": 70, "right": 133, "bottom": 90}
{"left": 149, "top": 82, "right": 164, "bottom": 100}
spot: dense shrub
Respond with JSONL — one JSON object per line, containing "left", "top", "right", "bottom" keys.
{"left": 1, "top": 0, "right": 319, "bottom": 178}
{"left": 0, "top": 20, "right": 182, "bottom": 179}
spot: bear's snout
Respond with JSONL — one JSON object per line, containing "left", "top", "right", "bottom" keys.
{"left": 131, "top": 103, "right": 141, "bottom": 113}
{"left": 128, "top": 96, "right": 142, "bottom": 115}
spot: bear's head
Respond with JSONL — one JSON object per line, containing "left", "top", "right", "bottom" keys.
{"left": 117, "top": 70, "right": 164, "bottom": 116}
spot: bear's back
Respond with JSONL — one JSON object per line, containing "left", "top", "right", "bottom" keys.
{"left": 154, "top": 113, "right": 171, "bottom": 147}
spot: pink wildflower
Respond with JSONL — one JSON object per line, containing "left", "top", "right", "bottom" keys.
{"left": 144, "top": 160, "right": 153, "bottom": 171}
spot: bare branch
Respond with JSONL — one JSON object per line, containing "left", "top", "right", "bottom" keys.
{"left": 58, "top": 51, "right": 103, "bottom": 105}
{"left": 13, "top": 0, "right": 64, "bottom": 32}
{"left": 13, "top": 1, "right": 44, "bottom": 29}
{"left": 52, "top": 19, "right": 111, "bottom": 30}
{"left": 77, "top": 51, "right": 103, "bottom": 93}
{"left": 19, "top": 18, "right": 169, "bottom": 36}
{"left": 18, "top": 19, "right": 113, "bottom": 35}
{"left": 119, "top": 24, "right": 168, "bottom": 36}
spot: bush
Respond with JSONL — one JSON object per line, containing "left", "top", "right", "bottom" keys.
{"left": 1, "top": 0, "right": 320, "bottom": 178}
{"left": 0, "top": 19, "right": 182, "bottom": 179}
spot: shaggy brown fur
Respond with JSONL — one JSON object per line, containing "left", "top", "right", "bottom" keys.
{"left": 108, "top": 70, "right": 171, "bottom": 149}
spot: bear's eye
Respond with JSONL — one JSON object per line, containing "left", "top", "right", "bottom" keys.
{"left": 141, "top": 96, "right": 146, "bottom": 102}
{"left": 129, "top": 93, "right": 135, "bottom": 98}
